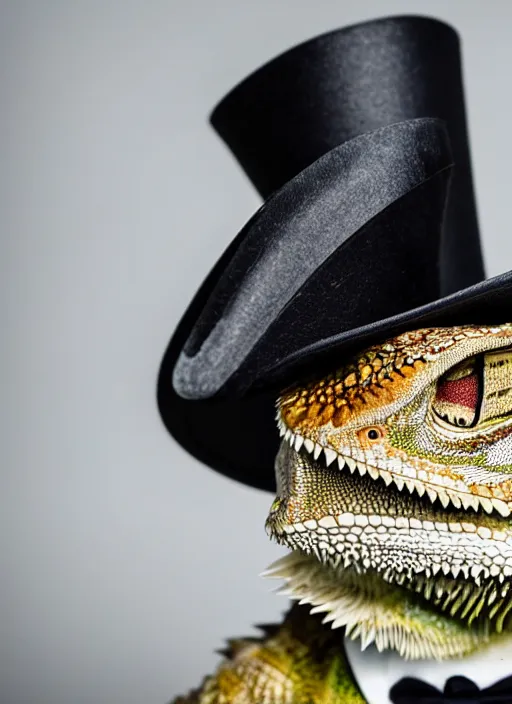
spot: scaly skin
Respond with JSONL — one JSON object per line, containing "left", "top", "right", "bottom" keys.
{"left": 173, "top": 605, "right": 365, "bottom": 704}
{"left": 173, "top": 324, "right": 512, "bottom": 702}
{"left": 277, "top": 325, "right": 512, "bottom": 517}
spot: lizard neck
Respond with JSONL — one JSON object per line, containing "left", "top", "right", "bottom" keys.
{"left": 172, "top": 585, "right": 512, "bottom": 703}
{"left": 266, "top": 551, "right": 512, "bottom": 660}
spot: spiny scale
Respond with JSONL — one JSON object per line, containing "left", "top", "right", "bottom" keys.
{"left": 387, "top": 567, "right": 512, "bottom": 632}
{"left": 265, "top": 549, "right": 512, "bottom": 632}
{"left": 263, "top": 552, "right": 495, "bottom": 660}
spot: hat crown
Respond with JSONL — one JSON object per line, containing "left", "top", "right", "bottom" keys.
{"left": 211, "top": 15, "right": 484, "bottom": 297}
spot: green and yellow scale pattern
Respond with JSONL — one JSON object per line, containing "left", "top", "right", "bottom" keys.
{"left": 173, "top": 606, "right": 365, "bottom": 704}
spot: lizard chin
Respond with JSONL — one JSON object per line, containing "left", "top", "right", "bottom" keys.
{"left": 265, "top": 440, "right": 512, "bottom": 657}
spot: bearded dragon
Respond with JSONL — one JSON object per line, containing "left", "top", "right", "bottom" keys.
{"left": 173, "top": 324, "right": 512, "bottom": 703}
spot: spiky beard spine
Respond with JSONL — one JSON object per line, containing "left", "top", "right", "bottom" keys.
{"left": 264, "top": 552, "right": 512, "bottom": 661}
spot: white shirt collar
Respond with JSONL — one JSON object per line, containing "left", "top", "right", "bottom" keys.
{"left": 344, "top": 634, "right": 512, "bottom": 704}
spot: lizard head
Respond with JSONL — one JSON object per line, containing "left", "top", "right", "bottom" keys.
{"left": 265, "top": 325, "right": 512, "bottom": 654}
{"left": 277, "top": 325, "right": 512, "bottom": 516}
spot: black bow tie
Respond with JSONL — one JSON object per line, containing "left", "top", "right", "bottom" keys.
{"left": 389, "top": 675, "right": 512, "bottom": 704}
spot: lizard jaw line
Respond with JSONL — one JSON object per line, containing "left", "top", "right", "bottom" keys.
{"left": 276, "top": 416, "right": 512, "bottom": 519}
{"left": 266, "top": 512, "right": 512, "bottom": 586}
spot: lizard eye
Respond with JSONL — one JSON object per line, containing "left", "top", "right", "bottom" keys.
{"left": 358, "top": 426, "right": 384, "bottom": 443}
{"left": 367, "top": 428, "right": 381, "bottom": 440}
{"left": 432, "top": 347, "right": 512, "bottom": 429}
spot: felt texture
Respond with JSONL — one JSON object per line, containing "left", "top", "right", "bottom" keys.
{"left": 159, "top": 116, "right": 453, "bottom": 490}
{"left": 173, "top": 119, "right": 452, "bottom": 400}
{"left": 157, "top": 15, "right": 512, "bottom": 491}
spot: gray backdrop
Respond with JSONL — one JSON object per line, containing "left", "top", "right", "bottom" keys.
{"left": 1, "top": 1, "right": 511, "bottom": 702}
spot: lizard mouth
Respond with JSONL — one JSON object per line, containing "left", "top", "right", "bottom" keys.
{"left": 276, "top": 412, "right": 512, "bottom": 519}
{"left": 265, "top": 443, "right": 512, "bottom": 654}
{"left": 266, "top": 441, "right": 512, "bottom": 588}
{"left": 265, "top": 329, "right": 512, "bottom": 649}
{"left": 275, "top": 338, "right": 512, "bottom": 519}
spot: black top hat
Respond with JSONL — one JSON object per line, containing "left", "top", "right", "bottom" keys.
{"left": 157, "top": 15, "right": 512, "bottom": 492}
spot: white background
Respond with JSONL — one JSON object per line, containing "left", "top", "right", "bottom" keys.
{"left": 2, "top": 1, "right": 512, "bottom": 702}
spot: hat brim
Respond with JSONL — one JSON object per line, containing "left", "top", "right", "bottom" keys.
{"left": 171, "top": 119, "right": 453, "bottom": 401}
{"left": 158, "top": 270, "right": 512, "bottom": 492}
